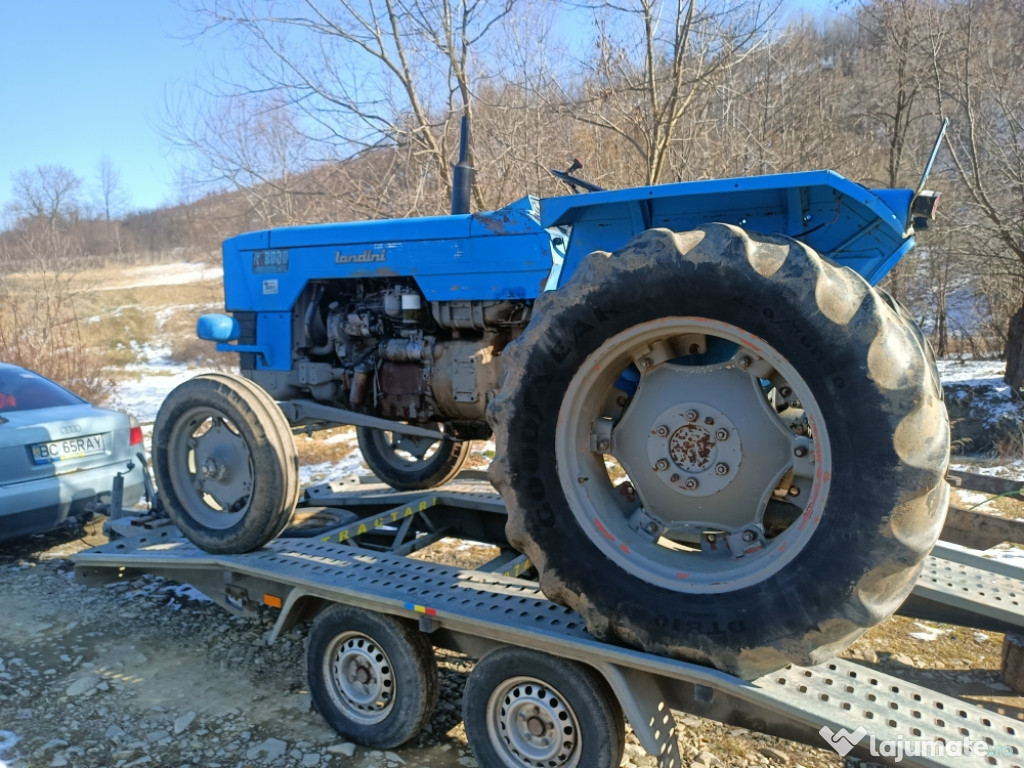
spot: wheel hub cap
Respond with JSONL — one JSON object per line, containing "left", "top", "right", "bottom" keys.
{"left": 647, "top": 403, "right": 742, "bottom": 497}
{"left": 615, "top": 363, "right": 793, "bottom": 530}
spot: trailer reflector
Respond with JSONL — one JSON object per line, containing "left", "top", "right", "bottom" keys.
{"left": 405, "top": 603, "right": 437, "bottom": 616}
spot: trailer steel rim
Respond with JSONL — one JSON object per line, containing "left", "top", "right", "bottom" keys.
{"left": 486, "top": 676, "right": 582, "bottom": 767}
{"left": 165, "top": 407, "right": 255, "bottom": 529}
{"left": 323, "top": 631, "right": 397, "bottom": 725}
{"left": 555, "top": 317, "right": 832, "bottom": 593}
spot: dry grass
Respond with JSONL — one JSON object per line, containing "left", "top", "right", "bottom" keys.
{"left": 951, "top": 485, "right": 1024, "bottom": 521}
{"left": 1, "top": 259, "right": 225, "bottom": 401}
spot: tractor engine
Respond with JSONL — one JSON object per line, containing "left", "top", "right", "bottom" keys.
{"left": 249, "top": 279, "right": 529, "bottom": 438}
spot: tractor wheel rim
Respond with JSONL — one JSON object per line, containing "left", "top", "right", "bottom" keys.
{"left": 556, "top": 317, "right": 831, "bottom": 593}
{"left": 167, "top": 407, "right": 254, "bottom": 529}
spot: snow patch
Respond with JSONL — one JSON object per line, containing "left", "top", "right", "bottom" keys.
{"left": 908, "top": 622, "right": 950, "bottom": 642}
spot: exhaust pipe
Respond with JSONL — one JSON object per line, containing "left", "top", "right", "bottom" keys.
{"left": 451, "top": 114, "right": 473, "bottom": 215}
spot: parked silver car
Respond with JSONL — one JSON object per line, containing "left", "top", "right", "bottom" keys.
{"left": 0, "top": 363, "right": 145, "bottom": 541}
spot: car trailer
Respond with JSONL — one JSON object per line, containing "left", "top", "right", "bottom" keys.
{"left": 75, "top": 475, "right": 1024, "bottom": 768}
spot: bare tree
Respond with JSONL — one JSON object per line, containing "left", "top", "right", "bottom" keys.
{"left": 550, "top": 0, "right": 780, "bottom": 185}
{"left": 0, "top": 220, "right": 107, "bottom": 402}
{"left": 94, "top": 154, "right": 131, "bottom": 222}
{"left": 172, "top": 0, "right": 529, "bottom": 218}
{"left": 932, "top": 0, "right": 1024, "bottom": 388}
{"left": 6, "top": 165, "right": 83, "bottom": 226}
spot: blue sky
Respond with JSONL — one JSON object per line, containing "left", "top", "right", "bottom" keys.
{"left": 0, "top": 1, "right": 836, "bottom": 219}
{"left": 0, "top": 2, "right": 203, "bottom": 215}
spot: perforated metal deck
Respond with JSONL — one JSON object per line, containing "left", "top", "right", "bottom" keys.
{"left": 76, "top": 529, "right": 1024, "bottom": 768}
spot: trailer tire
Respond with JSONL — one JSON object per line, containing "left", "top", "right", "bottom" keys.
{"left": 153, "top": 373, "right": 299, "bottom": 553}
{"left": 488, "top": 225, "right": 950, "bottom": 679}
{"left": 463, "top": 646, "right": 624, "bottom": 768}
{"left": 357, "top": 425, "right": 470, "bottom": 490}
{"left": 307, "top": 605, "right": 438, "bottom": 748}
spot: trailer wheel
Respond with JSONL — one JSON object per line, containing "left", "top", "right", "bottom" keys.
{"left": 463, "top": 647, "right": 624, "bottom": 768}
{"left": 307, "top": 605, "right": 438, "bottom": 748}
{"left": 489, "top": 225, "right": 950, "bottom": 679}
{"left": 153, "top": 373, "right": 299, "bottom": 553}
{"left": 357, "top": 425, "right": 470, "bottom": 490}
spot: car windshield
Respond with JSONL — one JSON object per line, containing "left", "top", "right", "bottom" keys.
{"left": 0, "top": 368, "right": 84, "bottom": 412}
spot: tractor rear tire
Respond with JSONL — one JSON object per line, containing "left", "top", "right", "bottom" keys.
{"left": 357, "top": 425, "right": 470, "bottom": 491}
{"left": 488, "top": 225, "right": 950, "bottom": 679}
{"left": 153, "top": 373, "right": 299, "bottom": 553}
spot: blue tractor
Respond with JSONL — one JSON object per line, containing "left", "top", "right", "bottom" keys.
{"left": 153, "top": 124, "right": 949, "bottom": 680}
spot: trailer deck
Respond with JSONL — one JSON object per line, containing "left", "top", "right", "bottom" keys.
{"left": 75, "top": 478, "right": 1024, "bottom": 768}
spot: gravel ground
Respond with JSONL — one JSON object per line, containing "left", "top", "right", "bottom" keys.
{"left": 1, "top": 518, "right": 1019, "bottom": 768}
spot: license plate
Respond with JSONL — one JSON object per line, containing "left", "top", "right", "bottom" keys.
{"left": 31, "top": 434, "right": 106, "bottom": 464}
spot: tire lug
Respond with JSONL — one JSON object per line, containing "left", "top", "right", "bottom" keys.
{"left": 715, "top": 428, "right": 729, "bottom": 441}
{"left": 596, "top": 437, "right": 610, "bottom": 451}
{"left": 779, "top": 386, "right": 793, "bottom": 399}
{"left": 654, "top": 458, "right": 670, "bottom": 471}
{"left": 685, "top": 409, "right": 698, "bottom": 422}
{"left": 655, "top": 424, "right": 669, "bottom": 437}
{"left": 684, "top": 477, "right": 699, "bottom": 490}
{"left": 715, "top": 463, "right": 729, "bottom": 476}
{"left": 794, "top": 446, "right": 808, "bottom": 458}
{"left": 788, "top": 485, "right": 801, "bottom": 497}
{"left": 645, "top": 522, "right": 659, "bottom": 535}
{"left": 738, "top": 355, "right": 752, "bottom": 369}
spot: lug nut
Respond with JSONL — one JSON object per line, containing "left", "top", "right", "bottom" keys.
{"left": 655, "top": 459, "right": 670, "bottom": 471}
{"left": 794, "top": 446, "right": 808, "bottom": 458}
{"left": 685, "top": 410, "right": 698, "bottom": 422}
{"left": 779, "top": 386, "right": 793, "bottom": 399}
{"left": 684, "top": 478, "right": 699, "bottom": 490}
{"left": 596, "top": 438, "right": 610, "bottom": 451}
{"left": 738, "top": 356, "right": 752, "bottom": 369}
{"left": 715, "top": 463, "right": 729, "bottom": 476}
{"left": 656, "top": 425, "right": 669, "bottom": 437}
{"left": 646, "top": 522, "right": 660, "bottom": 534}
{"left": 715, "top": 429, "right": 729, "bottom": 441}
{"left": 670, "top": 473, "right": 680, "bottom": 483}
{"left": 788, "top": 485, "right": 801, "bottom": 497}
{"left": 704, "top": 416, "right": 715, "bottom": 425}
{"left": 638, "top": 358, "right": 651, "bottom": 370}
{"left": 742, "top": 530, "right": 757, "bottom": 543}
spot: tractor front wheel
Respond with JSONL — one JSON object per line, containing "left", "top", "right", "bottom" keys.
{"left": 153, "top": 373, "right": 299, "bottom": 553}
{"left": 357, "top": 425, "right": 470, "bottom": 491}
